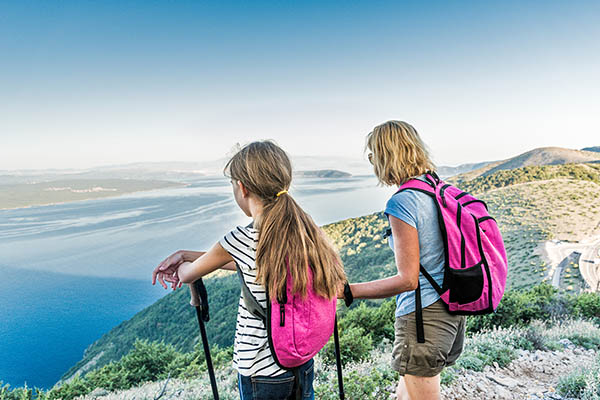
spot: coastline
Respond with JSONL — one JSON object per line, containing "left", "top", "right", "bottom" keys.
{"left": 0, "top": 181, "right": 190, "bottom": 211}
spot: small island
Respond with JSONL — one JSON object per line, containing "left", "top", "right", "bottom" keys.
{"left": 0, "top": 179, "right": 185, "bottom": 210}
{"left": 294, "top": 169, "right": 352, "bottom": 178}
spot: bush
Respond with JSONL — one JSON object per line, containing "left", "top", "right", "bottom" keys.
{"left": 46, "top": 375, "right": 90, "bottom": 400}
{"left": 456, "top": 354, "right": 486, "bottom": 372}
{"left": 321, "top": 326, "right": 373, "bottom": 366}
{"left": 46, "top": 340, "right": 183, "bottom": 400}
{"left": 0, "top": 382, "right": 47, "bottom": 400}
{"left": 314, "top": 365, "right": 397, "bottom": 400}
{"left": 557, "top": 355, "right": 600, "bottom": 400}
{"left": 440, "top": 366, "right": 458, "bottom": 385}
{"left": 558, "top": 372, "right": 587, "bottom": 398}
{"left": 466, "top": 283, "right": 566, "bottom": 333}
{"left": 572, "top": 292, "right": 600, "bottom": 322}
{"left": 340, "top": 300, "right": 395, "bottom": 343}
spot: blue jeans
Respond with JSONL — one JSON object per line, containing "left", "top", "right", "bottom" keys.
{"left": 238, "top": 359, "right": 315, "bottom": 400}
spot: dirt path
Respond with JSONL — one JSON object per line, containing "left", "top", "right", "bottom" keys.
{"left": 441, "top": 345, "right": 597, "bottom": 400}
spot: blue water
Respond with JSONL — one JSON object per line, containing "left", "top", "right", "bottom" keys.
{"left": 0, "top": 267, "right": 164, "bottom": 390}
{"left": 0, "top": 175, "right": 394, "bottom": 389}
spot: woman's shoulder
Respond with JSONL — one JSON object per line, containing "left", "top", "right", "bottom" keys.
{"left": 386, "top": 188, "right": 424, "bottom": 210}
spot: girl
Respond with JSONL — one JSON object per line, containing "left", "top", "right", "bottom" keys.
{"left": 344, "top": 121, "right": 466, "bottom": 400}
{"left": 152, "top": 141, "right": 346, "bottom": 400}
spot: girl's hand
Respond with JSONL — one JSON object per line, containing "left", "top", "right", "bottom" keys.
{"left": 152, "top": 251, "right": 186, "bottom": 290}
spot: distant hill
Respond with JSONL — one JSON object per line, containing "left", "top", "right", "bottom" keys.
{"left": 450, "top": 163, "right": 600, "bottom": 194}
{"left": 483, "top": 147, "right": 600, "bottom": 177}
{"left": 583, "top": 146, "right": 600, "bottom": 153}
{"left": 436, "top": 161, "right": 493, "bottom": 178}
{"left": 294, "top": 169, "right": 352, "bottom": 178}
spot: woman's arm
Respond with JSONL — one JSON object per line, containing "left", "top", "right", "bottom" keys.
{"left": 178, "top": 242, "right": 235, "bottom": 284}
{"left": 349, "top": 215, "right": 420, "bottom": 299}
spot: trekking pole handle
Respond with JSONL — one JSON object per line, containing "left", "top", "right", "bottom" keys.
{"left": 189, "top": 282, "right": 201, "bottom": 307}
{"left": 189, "top": 279, "right": 210, "bottom": 322}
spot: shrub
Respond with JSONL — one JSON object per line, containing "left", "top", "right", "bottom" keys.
{"left": 0, "top": 382, "right": 47, "bottom": 400}
{"left": 321, "top": 326, "right": 373, "bottom": 366}
{"left": 314, "top": 364, "right": 397, "bottom": 400}
{"left": 46, "top": 375, "right": 90, "bottom": 400}
{"left": 440, "top": 366, "right": 458, "bottom": 385}
{"left": 558, "top": 371, "right": 588, "bottom": 398}
{"left": 466, "top": 283, "right": 566, "bottom": 333}
{"left": 572, "top": 292, "right": 600, "bottom": 322}
{"left": 340, "top": 300, "right": 395, "bottom": 343}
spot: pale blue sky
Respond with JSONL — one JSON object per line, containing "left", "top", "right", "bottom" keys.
{"left": 1, "top": 0, "right": 599, "bottom": 170}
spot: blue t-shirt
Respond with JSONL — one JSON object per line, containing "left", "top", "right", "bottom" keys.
{"left": 385, "top": 177, "right": 445, "bottom": 317}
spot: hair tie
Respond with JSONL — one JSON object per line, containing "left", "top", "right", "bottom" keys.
{"left": 276, "top": 190, "right": 288, "bottom": 197}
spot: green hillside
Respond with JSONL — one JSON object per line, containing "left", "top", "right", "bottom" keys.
{"left": 60, "top": 162, "right": 600, "bottom": 384}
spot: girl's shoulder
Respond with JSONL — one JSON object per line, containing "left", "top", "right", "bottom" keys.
{"left": 231, "top": 224, "right": 259, "bottom": 241}
{"left": 219, "top": 225, "right": 258, "bottom": 263}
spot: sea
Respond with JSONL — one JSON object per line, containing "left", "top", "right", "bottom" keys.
{"left": 0, "top": 175, "right": 394, "bottom": 389}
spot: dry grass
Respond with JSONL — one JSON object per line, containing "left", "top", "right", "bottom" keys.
{"left": 480, "top": 179, "right": 600, "bottom": 290}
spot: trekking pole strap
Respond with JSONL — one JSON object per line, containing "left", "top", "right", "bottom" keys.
{"left": 333, "top": 315, "right": 345, "bottom": 400}
{"left": 191, "top": 279, "right": 210, "bottom": 322}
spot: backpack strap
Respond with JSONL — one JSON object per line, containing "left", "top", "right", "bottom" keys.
{"left": 420, "top": 265, "right": 443, "bottom": 295}
{"left": 414, "top": 264, "right": 444, "bottom": 344}
{"left": 398, "top": 177, "right": 436, "bottom": 194}
{"left": 235, "top": 265, "right": 267, "bottom": 322}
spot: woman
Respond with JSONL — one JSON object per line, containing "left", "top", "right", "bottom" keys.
{"left": 152, "top": 141, "right": 346, "bottom": 399}
{"left": 345, "top": 121, "right": 465, "bottom": 400}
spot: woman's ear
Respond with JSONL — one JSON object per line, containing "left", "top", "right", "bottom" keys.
{"left": 237, "top": 180, "right": 249, "bottom": 197}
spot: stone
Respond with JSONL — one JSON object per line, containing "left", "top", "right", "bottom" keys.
{"left": 486, "top": 374, "right": 520, "bottom": 388}
{"left": 88, "top": 388, "right": 109, "bottom": 398}
{"left": 558, "top": 338, "right": 573, "bottom": 348}
{"left": 476, "top": 381, "right": 488, "bottom": 393}
{"left": 496, "top": 386, "right": 512, "bottom": 399}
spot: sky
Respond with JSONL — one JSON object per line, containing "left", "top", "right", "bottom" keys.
{"left": 1, "top": 0, "right": 599, "bottom": 170}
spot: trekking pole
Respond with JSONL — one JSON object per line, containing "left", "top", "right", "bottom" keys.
{"left": 190, "top": 279, "right": 219, "bottom": 400}
{"left": 333, "top": 315, "right": 345, "bottom": 400}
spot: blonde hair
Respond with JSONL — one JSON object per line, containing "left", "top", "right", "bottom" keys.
{"left": 366, "top": 120, "right": 436, "bottom": 186}
{"left": 224, "top": 141, "right": 346, "bottom": 301}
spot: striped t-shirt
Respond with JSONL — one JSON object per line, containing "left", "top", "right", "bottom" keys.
{"left": 219, "top": 225, "right": 286, "bottom": 377}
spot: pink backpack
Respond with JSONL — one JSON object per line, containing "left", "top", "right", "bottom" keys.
{"left": 236, "top": 260, "right": 345, "bottom": 396}
{"left": 396, "top": 172, "right": 508, "bottom": 342}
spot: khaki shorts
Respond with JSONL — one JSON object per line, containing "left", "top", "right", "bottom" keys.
{"left": 391, "top": 299, "right": 466, "bottom": 377}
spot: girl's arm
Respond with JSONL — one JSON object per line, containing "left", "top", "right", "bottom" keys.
{"left": 181, "top": 250, "right": 236, "bottom": 271}
{"left": 178, "top": 242, "right": 235, "bottom": 284}
{"left": 349, "top": 215, "right": 420, "bottom": 299}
